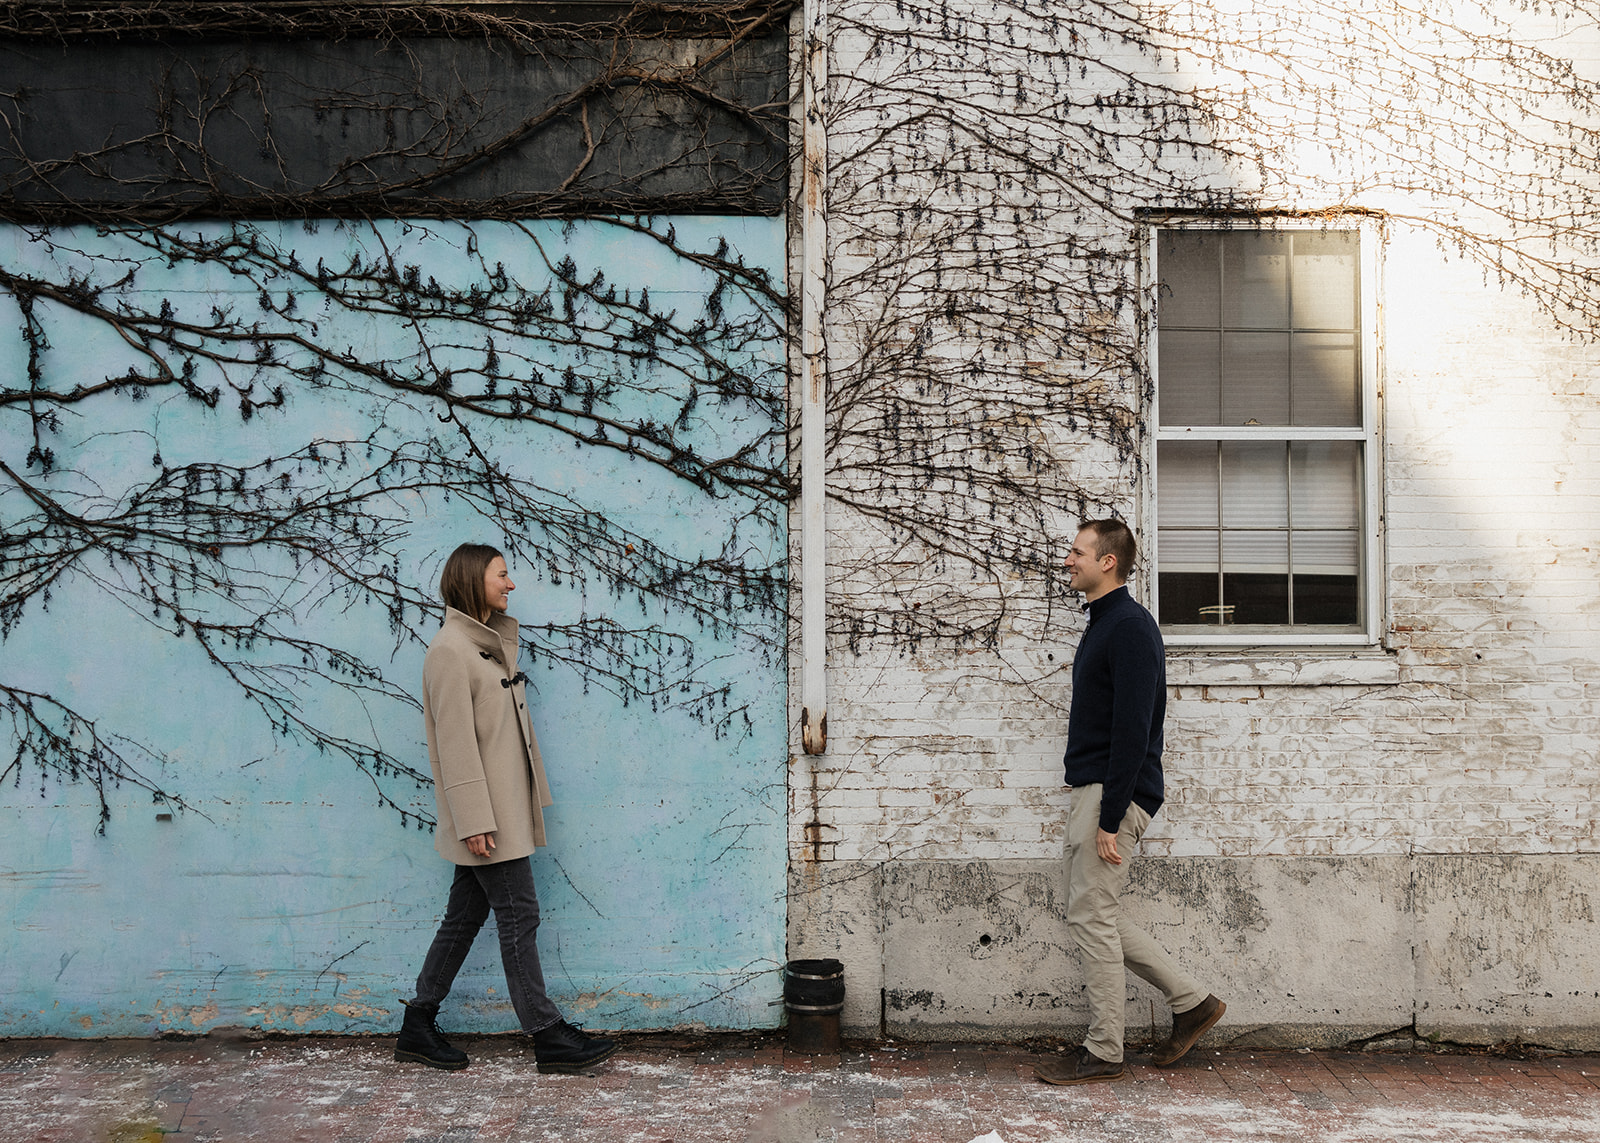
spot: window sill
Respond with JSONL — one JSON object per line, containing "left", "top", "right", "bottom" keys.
{"left": 1168, "top": 652, "right": 1401, "bottom": 687}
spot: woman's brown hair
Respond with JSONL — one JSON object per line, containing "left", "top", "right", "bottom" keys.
{"left": 439, "top": 542, "right": 504, "bottom": 620}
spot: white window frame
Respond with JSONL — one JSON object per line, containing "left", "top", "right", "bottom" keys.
{"left": 1144, "top": 219, "right": 1384, "bottom": 648}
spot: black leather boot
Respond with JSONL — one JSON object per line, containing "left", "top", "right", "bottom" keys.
{"left": 531, "top": 1020, "right": 618, "bottom": 1074}
{"left": 394, "top": 999, "right": 470, "bottom": 1071}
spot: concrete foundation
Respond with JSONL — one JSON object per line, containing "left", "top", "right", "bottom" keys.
{"left": 789, "top": 854, "right": 1600, "bottom": 1050}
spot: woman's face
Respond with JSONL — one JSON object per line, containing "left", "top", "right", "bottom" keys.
{"left": 482, "top": 556, "right": 515, "bottom": 618}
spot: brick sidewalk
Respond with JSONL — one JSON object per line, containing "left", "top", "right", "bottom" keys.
{"left": 4, "top": 1034, "right": 1599, "bottom": 1142}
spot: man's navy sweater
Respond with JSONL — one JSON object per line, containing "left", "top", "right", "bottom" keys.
{"left": 1062, "top": 584, "right": 1166, "bottom": 833}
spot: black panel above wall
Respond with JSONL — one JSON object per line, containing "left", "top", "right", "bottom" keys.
{"left": 0, "top": 3, "right": 790, "bottom": 220}
{"left": 0, "top": 2, "right": 749, "bottom": 39}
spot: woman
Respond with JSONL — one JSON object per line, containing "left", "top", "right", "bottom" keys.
{"left": 395, "top": 542, "right": 617, "bottom": 1073}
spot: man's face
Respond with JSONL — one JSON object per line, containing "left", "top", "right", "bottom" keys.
{"left": 1065, "top": 529, "right": 1116, "bottom": 601}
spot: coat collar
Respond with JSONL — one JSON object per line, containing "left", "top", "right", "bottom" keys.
{"left": 1085, "top": 583, "right": 1130, "bottom": 624}
{"left": 442, "top": 606, "right": 520, "bottom": 671}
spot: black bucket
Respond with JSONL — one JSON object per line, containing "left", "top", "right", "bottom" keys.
{"left": 783, "top": 959, "right": 844, "bottom": 1055}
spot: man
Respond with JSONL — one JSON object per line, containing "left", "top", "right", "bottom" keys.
{"left": 1035, "top": 519, "right": 1225, "bottom": 1086}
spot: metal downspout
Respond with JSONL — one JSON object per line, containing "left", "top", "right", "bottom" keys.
{"left": 800, "top": 0, "right": 828, "bottom": 755}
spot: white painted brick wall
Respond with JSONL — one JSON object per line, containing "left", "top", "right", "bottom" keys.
{"left": 788, "top": 3, "right": 1600, "bottom": 874}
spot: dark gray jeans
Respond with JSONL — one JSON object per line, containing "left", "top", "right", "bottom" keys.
{"left": 413, "top": 858, "right": 563, "bottom": 1033}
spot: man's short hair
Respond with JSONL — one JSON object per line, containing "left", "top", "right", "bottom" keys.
{"left": 1080, "top": 518, "right": 1137, "bottom": 581}
{"left": 439, "top": 542, "right": 504, "bottom": 619}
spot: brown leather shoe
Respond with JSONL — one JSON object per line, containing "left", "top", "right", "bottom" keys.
{"left": 1035, "top": 1046, "right": 1124, "bottom": 1085}
{"left": 1151, "top": 994, "right": 1226, "bottom": 1066}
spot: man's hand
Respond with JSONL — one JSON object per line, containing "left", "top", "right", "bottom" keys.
{"left": 1096, "top": 828, "right": 1122, "bottom": 865}
{"left": 465, "top": 832, "right": 496, "bottom": 859}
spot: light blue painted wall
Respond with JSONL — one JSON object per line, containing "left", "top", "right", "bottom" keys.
{"left": 0, "top": 217, "right": 789, "bottom": 1036}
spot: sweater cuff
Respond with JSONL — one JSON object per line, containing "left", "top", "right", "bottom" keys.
{"left": 1098, "top": 801, "right": 1129, "bottom": 834}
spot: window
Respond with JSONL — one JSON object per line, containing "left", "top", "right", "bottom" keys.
{"left": 1152, "top": 227, "right": 1380, "bottom": 642}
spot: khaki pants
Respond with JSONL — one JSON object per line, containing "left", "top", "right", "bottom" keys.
{"left": 1064, "top": 784, "right": 1205, "bottom": 1062}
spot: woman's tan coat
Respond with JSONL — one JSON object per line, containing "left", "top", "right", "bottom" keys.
{"left": 422, "top": 607, "right": 553, "bottom": 865}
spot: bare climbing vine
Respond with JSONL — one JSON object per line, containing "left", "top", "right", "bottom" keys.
{"left": 0, "top": 1, "right": 797, "bottom": 831}
{"left": 0, "top": 215, "right": 788, "bottom": 831}
{"left": 6, "top": 0, "right": 1600, "bottom": 831}
{"left": 819, "top": 0, "right": 1600, "bottom": 651}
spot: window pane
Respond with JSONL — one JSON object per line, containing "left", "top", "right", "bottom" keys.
{"left": 1291, "top": 231, "right": 1358, "bottom": 329}
{"left": 1157, "top": 441, "right": 1218, "bottom": 526}
{"left": 1222, "top": 231, "right": 1290, "bottom": 329}
{"left": 1158, "top": 331, "right": 1221, "bottom": 426}
{"left": 1159, "top": 569, "right": 1224, "bottom": 625}
{"left": 1291, "top": 441, "right": 1360, "bottom": 528}
{"left": 1157, "top": 231, "right": 1221, "bottom": 327}
{"left": 1291, "top": 332, "right": 1359, "bottom": 426}
{"left": 1158, "top": 526, "right": 1220, "bottom": 624}
{"left": 1292, "top": 531, "right": 1359, "bottom": 576}
{"left": 1292, "top": 572, "right": 1360, "bottom": 625}
{"left": 1159, "top": 528, "right": 1219, "bottom": 572}
{"left": 1222, "top": 332, "right": 1290, "bottom": 424}
{"left": 1221, "top": 442, "right": 1287, "bottom": 527}
{"left": 1223, "top": 530, "right": 1289, "bottom": 624}
{"left": 1223, "top": 576, "right": 1289, "bottom": 624}
{"left": 1223, "top": 529, "right": 1288, "bottom": 574}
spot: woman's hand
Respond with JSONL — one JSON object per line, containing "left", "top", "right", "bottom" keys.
{"left": 465, "top": 833, "right": 497, "bottom": 859}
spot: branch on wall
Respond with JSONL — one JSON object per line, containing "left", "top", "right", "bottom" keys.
{"left": 817, "top": 0, "right": 1600, "bottom": 650}
{"left": 1, "top": 218, "right": 787, "bottom": 827}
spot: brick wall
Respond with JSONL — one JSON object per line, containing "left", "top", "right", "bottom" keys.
{"left": 786, "top": 0, "right": 1600, "bottom": 1043}
{"left": 796, "top": 227, "right": 1600, "bottom": 867}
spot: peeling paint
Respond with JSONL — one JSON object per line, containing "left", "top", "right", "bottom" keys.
{"left": 569, "top": 990, "right": 676, "bottom": 1012}
{"left": 185, "top": 1002, "right": 220, "bottom": 1029}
